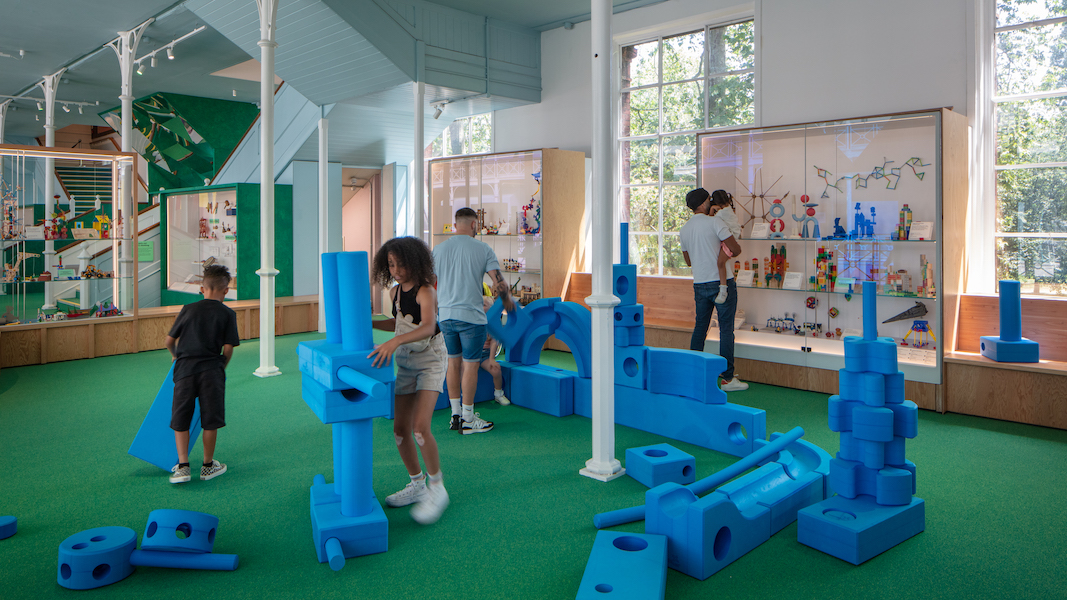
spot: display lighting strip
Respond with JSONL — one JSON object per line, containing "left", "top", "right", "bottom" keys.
{"left": 0, "top": 94, "right": 99, "bottom": 115}
{"left": 131, "top": 25, "right": 207, "bottom": 72}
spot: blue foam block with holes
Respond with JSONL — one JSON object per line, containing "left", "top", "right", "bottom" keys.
{"left": 140, "top": 509, "right": 218, "bottom": 554}
{"left": 57, "top": 526, "right": 137, "bottom": 590}
{"left": 298, "top": 339, "right": 391, "bottom": 393}
{"left": 613, "top": 264, "right": 638, "bottom": 306}
{"left": 625, "top": 443, "right": 696, "bottom": 488}
{"left": 614, "top": 345, "right": 648, "bottom": 390}
{"left": 613, "top": 304, "right": 644, "bottom": 327}
{"left": 302, "top": 375, "right": 392, "bottom": 424}
{"left": 0, "top": 516, "right": 15, "bottom": 540}
{"left": 614, "top": 324, "right": 645, "bottom": 347}
{"left": 576, "top": 531, "right": 667, "bottom": 600}
{"left": 647, "top": 347, "right": 727, "bottom": 404}
{"left": 128, "top": 364, "right": 202, "bottom": 471}
{"left": 309, "top": 481, "right": 388, "bottom": 564}
{"left": 979, "top": 335, "right": 1040, "bottom": 363}
{"left": 503, "top": 363, "right": 574, "bottom": 417}
{"left": 797, "top": 494, "right": 925, "bottom": 565}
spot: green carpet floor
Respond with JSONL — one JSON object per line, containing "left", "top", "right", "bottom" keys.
{"left": 2, "top": 331, "right": 1066, "bottom": 599}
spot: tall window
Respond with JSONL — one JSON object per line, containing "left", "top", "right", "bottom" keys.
{"left": 994, "top": 2, "right": 1067, "bottom": 294}
{"left": 428, "top": 113, "right": 493, "bottom": 159}
{"left": 621, "top": 20, "right": 755, "bottom": 276}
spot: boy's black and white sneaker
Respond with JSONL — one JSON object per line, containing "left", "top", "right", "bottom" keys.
{"left": 449, "top": 414, "right": 461, "bottom": 432}
{"left": 169, "top": 464, "right": 191, "bottom": 484}
{"left": 201, "top": 460, "right": 227, "bottom": 481}
{"left": 461, "top": 413, "right": 494, "bottom": 435}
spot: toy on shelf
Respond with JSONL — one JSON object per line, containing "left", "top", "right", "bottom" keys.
{"left": 95, "top": 301, "right": 122, "bottom": 317}
{"left": 502, "top": 258, "right": 523, "bottom": 272}
{"left": 38, "top": 307, "right": 66, "bottom": 322}
{"left": 93, "top": 214, "right": 112, "bottom": 239}
{"left": 902, "top": 320, "right": 936, "bottom": 349}
{"left": 830, "top": 217, "right": 848, "bottom": 239}
{"left": 979, "top": 279, "right": 1040, "bottom": 362}
{"left": 734, "top": 169, "right": 784, "bottom": 231}
{"left": 199, "top": 217, "right": 210, "bottom": 239}
{"left": 805, "top": 296, "right": 818, "bottom": 310}
{"left": 767, "top": 198, "right": 786, "bottom": 239}
{"left": 918, "top": 254, "right": 936, "bottom": 298}
{"left": 886, "top": 269, "right": 913, "bottom": 296}
{"left": 1, "top": 306, "right": 20, "bottom": 325}
{"left": 2, "top": 187, "right": 23, "bottom": 240}
{"left": 829, "top": 307, "right": 839, "bottom": 319}
{"left": 791, "top": 195, "right": 821, "bottom": 238}
{"left": 2, "top": 251, "right": 40, "bottom": 283}
{"left": 81, "top": 265, "right": 105, "bottom": 279}
{"left": 519, "top": 172, "right": 542, "bottom": 234}
{"left": 897, "top": 204, "right": 913, "bottom": 240}
{"left": 882, "top": 301, "right": 928, "bottom": 324}
{"left": 851, "top": 203, "right": 877, "bottom": 238}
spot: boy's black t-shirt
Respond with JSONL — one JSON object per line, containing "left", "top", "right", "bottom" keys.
{"left": 169, "top": 299, "right": 240, "bottom": 381}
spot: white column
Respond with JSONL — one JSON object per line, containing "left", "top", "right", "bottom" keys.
{"left": 40, "top": 70, "right": 65, "bottom": 310}
{"left": 580, "top": 0, "right": 623, "bottom": 482}
{"left": 412, "top": 81, "right": 425, "bottom": 241}
{"left": 254, "top": 0, "right": 281, "bottom": 378}
{"left": 318, "top": 112, "right": 329, "bottom": 332}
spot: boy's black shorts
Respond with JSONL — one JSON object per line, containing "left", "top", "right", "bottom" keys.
{"left": 171, "top": 368, "right": 227, "bottom": 431}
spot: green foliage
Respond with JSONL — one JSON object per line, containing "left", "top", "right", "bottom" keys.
{"left": 429, "top": 114, "right": 492, "bottom": 159}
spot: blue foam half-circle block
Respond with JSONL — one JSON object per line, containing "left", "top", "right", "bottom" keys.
{"left": 57, "top": 526, "right": 137, "bottom": 590}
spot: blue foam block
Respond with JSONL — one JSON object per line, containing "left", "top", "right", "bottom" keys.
{"left": 842, "top": 336, "right": 899, "bottom": 375}
{"left": 297, "top": 339, "right": 395, "bottom": 393}
{"left": 140, "top": 509, "right": 218, "bottom": 554}
{"left": 613, "top": 264, "right": 638, "bottom": 306}
{"left": 503, "top": 298, "right": 562, "bottom": 366}
{"left": 57, "top": 526, "right": 137, "bottom": 590}
{"left": 128, "top": 363, "right": 202, "bottom": 471}
{"left": 797, "top": 494, "right": 925, "bottom": 565}
{"left": 576, "top": 531, "right": 667, "bottom": 600}
{"left": 574, "top": 376, "right": 592, "bottom": 417}
{"left": 716, "top": 462, "right": 825, "bottom": 535}
{"left": 302, "top": 376, "right": 392, "bottom": 425}
{"left": 0, "top": 516, "right": 15, "bottom": 540}
{"left": 829, "top": 458, "right": 916, "bottom": 505}
{"left": 505, "top": 364, "right": 574, "bottom": 417}
{"left": 979, "top": 336, "right": 1040, "bottom": 363}
{"left": 851, "top": 406, "right": 895, "bottom": 442}
{"left": 434, "top": 368, "right": 497, "bottom": 412}
{"left": 647, "top": 347, "right": 727, "bottom": 404}
{"left": 553, "top": 301, "right": 592, "bottom": 377}
{"left": 614, "top": 304, "right": 644, "bottom": 327}
{"left": 625, "top": 443, "right": 696, "bottom": 488}
{"left": 614, "top": 323, "right": 645, "bottom": 347}
{"left": 615, "top": 345, "right": 648, "bottom": 390}
{"left": 887, "top": 401, "right": 919, "bottom": 438}
{"left": 757, "top": 433, "right": 834, "bottom": 508}
{"left": 615, "top": 386, "right": 766, "bottom": 458}
{"left": 309, "top": 482, "right": 388, "bottom": 565}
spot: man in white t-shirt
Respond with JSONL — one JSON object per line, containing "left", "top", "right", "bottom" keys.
{"left": 679, "top": 188, "right": 749, "bottom": 392}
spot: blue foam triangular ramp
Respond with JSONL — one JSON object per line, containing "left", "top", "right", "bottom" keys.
{"left": 128, "top": 364, "right": 202, "bottom": 470}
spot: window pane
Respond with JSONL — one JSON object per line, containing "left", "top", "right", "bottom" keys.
{"left": 621, "top": 39, "right": 659, "bottom": 88}
{"left": 663, "top": 31, "right": 704, "bottom": 83}
{"left": 996, "top": 236, "right": 1067, "bottom": 294}
{"left": 662, "top": 81, "right": 705, "bottom": 133}
{"left": 467, "top": 114, "right": 492, "bottom": 154}
{"left": 622, "top": 139, "right": 659, "bottom": 185}
{"left": 708, "top": 72, "right": 755, "bottom": 128}
{"left": 662, "top": 185, "right": 693, "bottom": 232}
{"left": 627, "top": 185, "right": 660, "bottom": 232}
{"left": 996, "top": 22, "right": 1067, "bottom": 96}
{"left": 709, "top": 21, "right": 754, "bottom": 74}
{"left": 632, "top": 233, "right": 661, "bottom": 275}
{"left": 997, "top": 0, "right": 1067, "bottom": 29}
{"left": 996, "top": 166, "right": 1067, "bottom": 233}
{"left": 996, "top": 97, "right": 1067, "bottom": 165}
{"left": 622, "top": 88, "right": 659, "bottom": 136}
{"left": 662, "top": 134, "right": 697, "bottom": 182}
{"left": 663, "top": 234, "right": 691, "bottom": 276}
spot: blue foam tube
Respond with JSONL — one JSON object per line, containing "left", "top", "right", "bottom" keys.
{"left": 593, "top": 427, "right": 805, "bottom": 529}
{"left": 620, "top": 222, "right": 629, "bottom": 265}
{"left": 332, "top": 423, "right": 342, "bottom": 486}
{"left": 313, "top": 473, "right": 326, "bottom": 486}
{"left": 322, "top": 253, "right": 342, "bottom": 345}
{"left": 130, "top": 550, "right": 239, "bottom": 571}
{"left": 999, "top": 280, "right": 1022, "bottom": 342}
{"left": 336, "top": 252, "right": 373, "bottom": 351}
{"left": 325, "top": 537, "right": 345, "bottom": 571}
{"left": 862, "top": 280, "right": 877, "bottom": 340}
{"left": 339, "top": 419, "right": 374, "bottom": 518}
{"left": 336, "top": 366, "right": 387, "bottom": 400}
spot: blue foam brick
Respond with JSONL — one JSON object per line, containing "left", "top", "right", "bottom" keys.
{"left": 298, "top": 339, "right": 394, "bottom": 393}
{"left": 57, "top": 526, "right": 137, "bottom": 590}
{"left": 301, "top": 376, "right": 392, "bottom": 425}
{"left": 0, "top": 516, "right": 15, "bottom": 540}
{"left": 613, "top": 264, "right": 638, "bottom": 306}
{"left": 141, "top": 509, "right": 218, "bottom": 554}
{"left": 128, "top": 363, "right": 202, "bottom": 471}
{"left": 576, "top": 531, "right": 667, "bottom": 600}
{"left": 434, "top": 368, "right": 497, "bottom": 412}
{"left": 615, "top": 345, "right": 648, "bottom": 390}
{"left": 625, "top": 443, "right": 696, "bottom": 488}
{"left": 979, "top": 336, "right": 1040, "bottom": 363}
{"left": 309, "top": 482, "right": 388, "bottom": 563}
{"left": 614, "top": 324, "right": 645, "bottom": 347}
{"left": 503, "top": 364, "right": 574, "bottom": 417}
{"left": 647, "top": 347, "right": 727, "bottom": 404}
{"left": 829, "top": 458, "right": 916, "bottom": 506}
{"left": 798, "top": 494, "right": 925, "bottom": 565}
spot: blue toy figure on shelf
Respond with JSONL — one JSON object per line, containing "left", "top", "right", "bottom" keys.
{"left": 296, "top": 252, "right": 396, "bottom": 570}
{"left": 797, "top": 281, "right": 924, "bottom": 564}
{"left": 980, "top": 280, "right": 1040, "bottom": 362}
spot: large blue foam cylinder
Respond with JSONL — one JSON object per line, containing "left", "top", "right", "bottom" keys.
{"left": 336, "top": 252, "right": 373, "bottom": 351}
{"left": 620, "top": 222, "right": 629, "bottom": 265}
{"left": 863, "top": 281, "right": 877, "bottom": 341}
{"left": 336, "top": 367, "right": 387, "bottom": 400}
{"left": 339, "top": 420, "right": 374, "bottom": 518}
{"left": 322, "top": 253, "right": 342, "bottom": 345}
{"left": 130, "top": 550, "right": 238, "bottom": 571}
{"left": 998, "top": 280, "right": 1022, "bottom": 342}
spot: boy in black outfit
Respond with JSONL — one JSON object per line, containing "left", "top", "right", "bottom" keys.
{"left": 164, "top": 264, "right": 240, "bottom": 484}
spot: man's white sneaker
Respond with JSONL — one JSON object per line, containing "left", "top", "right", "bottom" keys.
{"left": 410, "top": 483, "right": 449, "bottom": 525}
{"left": 461, "top": 413, "right": 494, "bottom": 434}
{"left": 721, "top": 377, "right": 749, "bottom": 392}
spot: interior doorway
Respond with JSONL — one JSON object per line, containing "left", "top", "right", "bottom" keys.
{"left": 341, "top": 167, "right": 383, "bottom": 312}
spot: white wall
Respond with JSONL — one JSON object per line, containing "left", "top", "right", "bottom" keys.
{"left": 290, "top": 160, "right": 343, "bottom": 296}
{"left": 495, "top": 0, "right": 971, "bottom": 155}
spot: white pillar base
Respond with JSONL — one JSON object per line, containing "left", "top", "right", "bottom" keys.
{"left": 254, "top": 366, "right": 282, "bottom": 378}
{"left": 580, "top": 459, "right": 625, "bottom": 482}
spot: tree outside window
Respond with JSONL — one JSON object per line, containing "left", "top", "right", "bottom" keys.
{"left": 428, "top": 113, "right": 493, "bottom": 159}
{"left": 621, "top": 21, "right": 754, "bottom": 276}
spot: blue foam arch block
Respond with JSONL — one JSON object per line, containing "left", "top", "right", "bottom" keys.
{"left": 613, "top": 264, "right": 638, "bottom": 306}
{"left": 485, "top": 296, "right": 530, "bottom": 350}
{"left": 141, "top": 509, "right": 218, "bottom": 554}
{"left": 552, "top": 301, "right": 592, "bottom": 377}
{"left": 576, "top": 531, "right": 667, "bottom": 600}
{"left": 797, "top": 494, "right": 925, "bottom": 565}
{"left": 57, "top": 526, "right": 137, "bottom": 590}
{"left": 625, "top": 444, "right": 696, "bottom": 488}
{"left": 647, "top": 347, "right": 727, "bottom": 404}
{"left": 0, "top": 516, "right": 15, "bottom": 540}
{"left": 128, "top": 363, "right": 202, "bottom": 471}
{"left": 504, "top": 298, "right": 562, "bottom": 366}
{"left": 500, "top": 363, "right": 574, "bottom": 417}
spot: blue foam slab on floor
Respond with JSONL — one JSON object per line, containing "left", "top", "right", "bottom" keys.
{"left": 506, "top": 364, "right": 574, "bottom": 417}
{"left": 0, "top": 516, "right": 15, "bottom": 540}
{"left": 797, "top": 494, "right": 925, "bottom": 565}
{"left": 434, "top": 368, "right": 498, "bottom": 412}
{"left": 301, "top": 376, "right": 392, "bottom": 424}
{"left": 625, "top": 443, "right": 696, "bottom": 488}
{"left": 647, "top": 347, "right": 727, "bottom": 404}
{"left": 309, "top": 483, "right": 388, "bottom": 564}
{"left": 979, "top": 335, "right": 1040, "bottom": 363}
{"left": 128, "top": 363, "right": 202, "bottom": 471}
{"left": 576, "top": 531, "right": 667, "bottom": 600}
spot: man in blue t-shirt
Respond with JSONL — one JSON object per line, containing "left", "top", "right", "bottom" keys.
{"left": 433, "top": 208, "right": 514, "bottom": 434}
{"left": 679, "top": 188, "right": 748, "bottom": 392}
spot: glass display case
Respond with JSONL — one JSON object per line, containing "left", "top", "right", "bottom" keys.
{"left": 697, "top": 110, "right": 966, "bottom": 384}
{"left": 1, "top": 145, "right": 139, "bottom": 324}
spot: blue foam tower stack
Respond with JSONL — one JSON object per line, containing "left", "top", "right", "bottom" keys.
{"left": 797, "top": 281, "right": 924, "bottom": 564}
{"left": 296, "top": 252, "right": 395, "bottom": 570}
{"left": 980, "top": 279, "right": 1039, "bottom": 362}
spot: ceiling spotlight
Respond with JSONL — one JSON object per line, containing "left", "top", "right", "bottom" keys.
{"left": 36, "top": 101, "right": 43, "bottom": 111}
{"left": 62, "top": 105, "right": 70, "bottom": 113}
{"left": 151, "top": 56, "right": 157, "bottom": 68}
{"left": 167, "top": 47, "right": 174, "bottom": 60}
{"left": 232, "top": 90, "right": 236, "bottom": 97}
{"left": 136, "top": 63, "right": 145, "bottom": 76}
{"left": 35, "top": 114, "right": 39, "bottom": 121}
{"left": 433, "top": 105, "right": 443, "bottom": 119}
{"left": 78, "top": 106, "right": 83, "bottom": 115}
